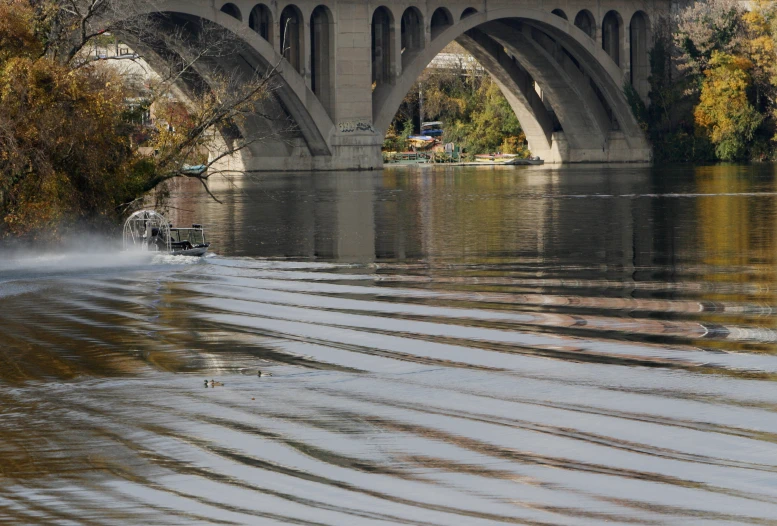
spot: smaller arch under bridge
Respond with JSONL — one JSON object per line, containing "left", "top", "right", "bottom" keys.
{"left": 136, "top": 1, "right": 662, "bottom": 170}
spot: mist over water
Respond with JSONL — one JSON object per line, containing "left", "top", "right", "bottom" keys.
{"left": 3, "top": 164, "right": 777, "bottom": 525}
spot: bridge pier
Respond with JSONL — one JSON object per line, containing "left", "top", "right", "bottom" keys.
{"left": 232, "top": 136, "right": 384, "bottom": 172}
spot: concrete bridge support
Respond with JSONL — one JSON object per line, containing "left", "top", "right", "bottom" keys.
{"left": 127, "top": 0, "right": 664, "bottom": 170}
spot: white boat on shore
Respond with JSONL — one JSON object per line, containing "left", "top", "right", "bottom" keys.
{"left": 472, "top": 154, "right": 544, "bottom": 165}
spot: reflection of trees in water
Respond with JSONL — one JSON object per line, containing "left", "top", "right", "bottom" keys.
{"left": 170, "top": 168, "right": 656, "bottom": 266}
{"left": 694, "top": 164, "right": 777, "bottom": 342}
{"left": 375, "top": 167, "right": 654, "bottom": 269}
{"left": 696, "top": 165, "right": 776, "bottom": 269}
{"left": 375, "top": 169, "right": 548, "bottom": 263}
{"left": 0, "top": 281, "right": 208, "bottom": 384}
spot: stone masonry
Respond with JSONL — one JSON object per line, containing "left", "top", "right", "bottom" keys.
{"left": 135, "top": 0, "right": 669, "bottom": 170}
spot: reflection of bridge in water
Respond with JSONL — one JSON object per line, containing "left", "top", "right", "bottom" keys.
{"left": 135, "top": 1, "right": 662, "bottom": 170}
{"left": 171, "top": 167, "right": 659, "bottom": 266}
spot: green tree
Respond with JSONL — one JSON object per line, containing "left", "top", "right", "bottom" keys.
{"left": 414, "top": 68, "right": 526, "bottom": 156}
{"left": 455, "top": 79, "right": 524, "bottom": 154}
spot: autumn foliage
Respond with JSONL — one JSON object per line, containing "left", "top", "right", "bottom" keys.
{"left": 0, "top": 2, "right": 138, "bottom": 237}
{"left": 0, "top": 0, "right": 277, "bottom": 240}
{"left": 648, "top": 0, "right": 777, "bottom": 161}
{"left": 694, "top": 52, "right": 763, "bottom": 160}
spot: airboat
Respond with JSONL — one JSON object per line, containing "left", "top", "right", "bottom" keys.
{"left": 123, "top": 210, "right": 210, "bottom": 257}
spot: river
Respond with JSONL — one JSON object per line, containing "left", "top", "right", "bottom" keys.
{"left": 2, "top": 164, "right": 777, "bottom": 525}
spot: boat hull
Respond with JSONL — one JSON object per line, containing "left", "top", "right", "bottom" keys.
{"left": 471, "top": 159, "right": 544, "bottom": 166}
{"left": 171, "top": 246, "right": 209, "bottom": 257}
{"left": 388, "top": 159, "right": 545, "bottom": 167}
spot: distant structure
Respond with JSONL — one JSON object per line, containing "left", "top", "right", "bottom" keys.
{"left": 427, "top": 46, "right": 484, "bottom": 74}
{"left": 123, "top": 1, "right": 664, "bottom": 170}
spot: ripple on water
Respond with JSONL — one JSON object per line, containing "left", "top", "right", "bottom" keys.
{"left": 4, "top": 165, "right": 777, "bottom": 524}
{"left": 1, "top": 254, "right": 777, "bottom": 525}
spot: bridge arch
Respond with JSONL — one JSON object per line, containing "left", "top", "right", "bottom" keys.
{"left": 430, "top": 8, "right": 454, "bottom": 40}
{"left": 104, "top": 1, "right": 657, "bottom": 170}
{"left": 280, "top": 5, "right": 303, "bottom": 73}
{"left": 373, "top": 6, "right": 650, "bottom": 163}
{"left": 551, "top": 9, "right": 568, "bottom": 20}
{"left": 371, "top": 6, "right": 396, "bottom": 86}
{"left": 602, "top": 10, "right": 624, "bottom": 67}
{"left": 574, "top": 10, "right": 596, "bottom": 40}
{"left": 219, "top": 3, "right": 241, "bottom": 21}
{"left": 115, "top": 5, "right": 337, "bottom": 170}
{"left": 461, "top": 8, "right": 478, "bottom": 20}
{"left": 249, "top": 4, "right": 273, "bottom": 42}
{"left": 401, "top": 7, "right": 424, "bottom": 69}
{"left": 629, "top": 11, "right": 651, "bottom": 100}
{"left": 310, "top": 5, "right": 335, "bottom": 117}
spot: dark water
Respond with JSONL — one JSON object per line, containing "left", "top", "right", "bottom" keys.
{"left": 3, "top": 164, "right": 777, "bottom": 525}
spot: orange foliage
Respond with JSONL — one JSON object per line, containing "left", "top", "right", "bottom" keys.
{"left": 0, "top": 11, "right": 140, "bottom": 238}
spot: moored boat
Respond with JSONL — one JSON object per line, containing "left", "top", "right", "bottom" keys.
{"left": 471, "top": 153, "right": 544, "bottom": 165}
{"left": 407, "top": 135, "right": 437, "bottom": 150}
{"left": 475, "top": 153, "right": 519, "bottom": 162}
{"left": 181, "top": 164, "right": 208, "bottom": 176}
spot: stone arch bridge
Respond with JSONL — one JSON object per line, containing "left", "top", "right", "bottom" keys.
{"left": 132, "top": 0, "right": 664, "bottom": 170}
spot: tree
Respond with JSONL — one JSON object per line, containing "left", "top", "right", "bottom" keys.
{"left": 633, "top": 0, "right": 777, "bottom": 162}
{"left": 385, "top": 43, "right": 527, "bottom": 158}
{"left": 742, "top": 0, "right": 777, "bottom": 143}
{"left": 674, "top": 0, "right": 746, "bottom": 81}
{"left": 0, "top": 0, "right": 287, "bottom": 239}
{"left": 694, "top": 52, "right": 763, "bottom": 160}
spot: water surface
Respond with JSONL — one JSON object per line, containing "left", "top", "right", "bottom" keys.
{"left": 3, "top": 164, "right": 777, "bottom": 525}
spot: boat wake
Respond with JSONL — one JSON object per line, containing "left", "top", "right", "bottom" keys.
{"left": 1, "top": 256, "right": 777, "bottom": 524}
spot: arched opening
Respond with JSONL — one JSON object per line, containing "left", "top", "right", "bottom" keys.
{"left": 249, "top": 4, "right": 273, "bottom": 41}
{"left": 401, "top": 7, "right": 423, "bottom": 68}
{"left": 630, "top": 11, "right": 650, "bottom": 101}
{"left": 461, "top": 8, "right": 478, "bottom": 20}
{"left": 373, "top": 10, "right": 651, "bottom": 164}
{"left": 220, "top": 3, "right": 242, "bottom": 21}
{"left": 602, "top": 10, "right": 622, "bottom": 66}
{"left": 430, "top": 8, "right": 453, "bottom": 40}
{"left": 574, "top": 10, "right": 595, "bottom": 39}
{"left": 311, "top": 5, "right": 334, "bottom": 116}
{"left": 372, "top": 7, "right": 395, "bottom": 85}
{"left": 551, "top": 9, "right": 568, "bottom": 20}
{"left": 132, "top": 12, "right": 334, "bottom": 169}
{"left": 280, "top": 5, "right": 302, "bottom": 73}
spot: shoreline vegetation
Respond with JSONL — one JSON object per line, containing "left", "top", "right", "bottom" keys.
{"left": 637, "top": 0, "right": 777, "bottom": 163}
{"left": 0, "top": 0, "right": 281, "bottom": 241}
{"left": 383, "top": 49, "right": 531, "bottom": 159}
